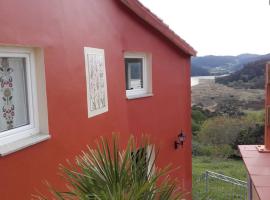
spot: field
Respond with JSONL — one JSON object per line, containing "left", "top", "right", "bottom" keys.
{"left": 192, "top": 156, "right": 248, "bottom": 200}
{"left": 192, "top": 79, "right": 264, "bottom": 112}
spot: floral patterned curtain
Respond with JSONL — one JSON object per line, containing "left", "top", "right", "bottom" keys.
{"left": 0, "top": 57, "right": 29, "bottom": 133}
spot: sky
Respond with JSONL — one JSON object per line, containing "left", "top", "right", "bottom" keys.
{"left": 139, "top": 0, "right": 270, "bottom": 56}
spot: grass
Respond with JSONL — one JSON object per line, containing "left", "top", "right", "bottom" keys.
{"left": 193, "top": 156, "right": 247, "bottom": 180}
{"left": 192, "top": 156, "right": 248, "bottom": 200}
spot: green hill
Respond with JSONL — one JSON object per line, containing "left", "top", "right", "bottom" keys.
{"left": 191, "top": 54, "right": 261, "bottom": 76}
{"left": 216, "top": 54, "right": 270, "bottom": 89}
{"left": 191, "top": 64, "right": 210, "bottom": 76}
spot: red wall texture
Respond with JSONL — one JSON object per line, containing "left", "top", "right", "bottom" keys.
{"left": 0, "top": 0, "right": 192, "bottom": 199}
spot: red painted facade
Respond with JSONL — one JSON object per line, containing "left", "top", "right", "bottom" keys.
{"left": 0, "top": 0, "right": 195, "bottom": 199}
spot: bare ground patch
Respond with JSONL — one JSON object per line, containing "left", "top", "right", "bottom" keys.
{"left": 192, "top": 79, "right": 264, "bottom": 112}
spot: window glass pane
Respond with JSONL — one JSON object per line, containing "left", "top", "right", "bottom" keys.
{"left": 125, "top": 58, "right": 143, "bottom": 90}
{"left": 0, "top": 57, "right": 29, "bottom": 133}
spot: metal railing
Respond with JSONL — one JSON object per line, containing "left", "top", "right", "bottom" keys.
{"left": 193, "top": 171, "right": 248, "bottom": 200}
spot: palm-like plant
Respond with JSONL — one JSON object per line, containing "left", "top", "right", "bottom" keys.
{"left": 35, "top": 136, "right": 184, "bottom": 200}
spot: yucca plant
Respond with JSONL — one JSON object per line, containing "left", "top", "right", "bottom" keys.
{"left": 34, "top": 136, "right": 185, "bottom": 200}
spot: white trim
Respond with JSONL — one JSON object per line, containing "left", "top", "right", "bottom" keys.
{"left": 0, "top": 50, "right": 39, "bottom": 141}
{"left": 0, "top": 133, "right": 50, "bottom": 156}
{"left": 0, "top": 46, "right": 49, "bottom": 155}
{"left": 124, "top": 52, "right": 152, "bottom": 99}
{"left": 126, "top": 93, "right": 153, "bottom": 100}
{"left": 84, "top": 47, "right": 109, "bottom": 118}
{"left": 34, "top": 48, "right": 49, "bottom": 134}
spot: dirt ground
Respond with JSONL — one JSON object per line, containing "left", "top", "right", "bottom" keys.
{"left": 191, "top": 79, "right": 265, "bottom": 112}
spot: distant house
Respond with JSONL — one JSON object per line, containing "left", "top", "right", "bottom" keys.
{"left": 0, "top": 0, "right": 196, "bottom": 199}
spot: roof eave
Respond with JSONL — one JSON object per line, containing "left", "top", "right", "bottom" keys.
{"left": 120, "top": 0, "right": 197, "bottom": 56}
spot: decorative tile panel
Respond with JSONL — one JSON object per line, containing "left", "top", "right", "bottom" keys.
{"left": 84, "top": 47, "right": 108, "bottom": 118}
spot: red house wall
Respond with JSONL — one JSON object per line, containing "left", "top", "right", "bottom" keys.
{"left": 0, "top": 0, "right": 192, "bottom": 199}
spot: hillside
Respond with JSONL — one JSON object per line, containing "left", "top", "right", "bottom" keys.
{"left": 192, "top": 79, "right": 264, "bottom": 115}
{"left": 216, "top": 54, "right": 270, "bottom": 89}
{"left": 191, "top": 64, "right": 210, "bottom": 76}
{"left": 191, "top": 54, "right": 261, "bottom": 76}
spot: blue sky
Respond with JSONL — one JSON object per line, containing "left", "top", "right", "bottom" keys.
{"left": 139, "top": 0, "right": 270, "bottom": 56}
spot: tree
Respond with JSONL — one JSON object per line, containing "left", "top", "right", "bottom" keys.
{"left": 198, "top": 116, "right": 244, "bottom": 146}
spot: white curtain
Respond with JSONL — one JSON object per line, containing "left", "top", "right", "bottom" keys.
{"left": 0, "top": 57, "right": 29, "bottom": 133}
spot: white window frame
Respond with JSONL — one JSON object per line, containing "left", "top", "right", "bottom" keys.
{"left": 124, "top": 52, "right": 152, "bottom": 99}
{"left": 0, "top": 46, "right": 50, "bottom": 156}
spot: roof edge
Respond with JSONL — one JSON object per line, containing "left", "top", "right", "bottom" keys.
{"left": 119, "top": 0, "right": 197, "bottom": 56}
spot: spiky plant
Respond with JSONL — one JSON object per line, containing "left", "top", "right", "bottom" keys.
{"left": 34, "top": 136, "right": 184, "bottom": 200}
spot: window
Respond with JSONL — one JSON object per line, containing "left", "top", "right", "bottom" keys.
{"left": 0, "top": 57, "right": 29, "bottom": 132}
{"left": 125, "top": 52, "right": 152, "bottom": 99}
{"left": 0, "top": 46, "right": 49, "bottom": 156}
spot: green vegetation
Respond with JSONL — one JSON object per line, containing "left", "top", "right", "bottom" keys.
{"left": 192, "top": 54, "right": 268, "bottom": 198}
{"left": 191, "top": 65, "right": 210, "bottom": 76}
{"left": 192, "top": 156, "right": 247, "bottom": 200}
{"left": 192, "top": 107, "right": 263, "bottom": 198}
{"left": 192, "top": 108, "right": 208, "bottom": 134}
{"left": 193, "top": 156, "right": 247, "bottom": 180}
{"left": 35, "top": 136, "right": 184, "bottom": 200}
{"left": 192, "top": 107, "right": 264, "bottom": 158}
{"left": 216, "top": 54, "right": 270, "bottom": 89}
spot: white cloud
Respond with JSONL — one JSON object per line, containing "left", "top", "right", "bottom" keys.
{"left": 139, "top": 0, "right": 270, "bottom": 56}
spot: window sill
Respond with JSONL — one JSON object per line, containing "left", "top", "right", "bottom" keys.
{"left": 0, "top": 133, "right": 51, "bottom": 156}
{"left": 126, "top": 93, "right": 153, "bottom": 100}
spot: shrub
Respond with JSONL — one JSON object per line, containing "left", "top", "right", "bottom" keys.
{"left": 244, "top": 110, "right": 264, "bottom": 125}
{"left": 234, "top": 124, "right": 264, "bottom": 149}
{"left": 198, "top": 116, "right": 245, "bottom": 147}
{"left": 192, "top": 119, "right": 201, "bottom": 134}
{"left": 34, "top": 136, "right": 184, "bottom": 200}
{"left": 192, "top": 109, "right": 207, "bottom": 123}
{"left": 191, "top": 108, "right": 208, "bottom": 135}
{"left": 192, "top": 141, "right": 233, "bottom": 159}
{"left": 194, "top": 111, "right": 265, "bottom": 158}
